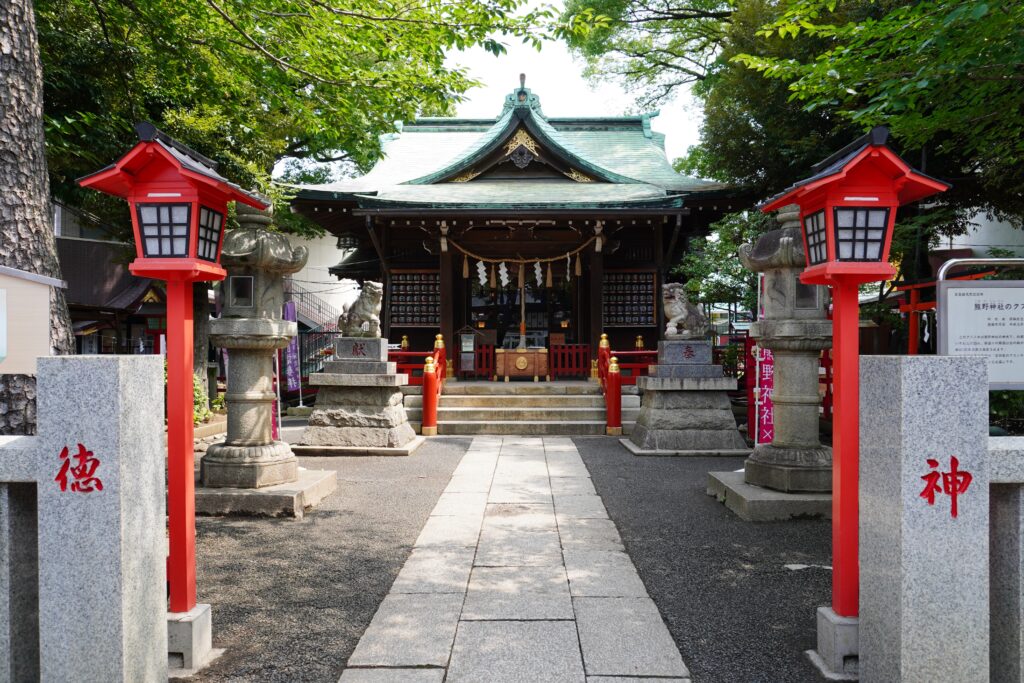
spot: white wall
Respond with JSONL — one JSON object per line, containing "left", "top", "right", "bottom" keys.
{"left": 288, "top": 234, "right": 361, "bottom": 314}
{"left": 946, "top": 214, "right": 1024, "bottom": 256}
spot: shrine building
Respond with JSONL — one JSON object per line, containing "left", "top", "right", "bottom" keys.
{"left": 291, "top": 77, "right": 749, "bottom": 368}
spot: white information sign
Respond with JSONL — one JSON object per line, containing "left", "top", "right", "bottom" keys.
{"left": 938, "top": 280, "right": 1024, "bottom": 389}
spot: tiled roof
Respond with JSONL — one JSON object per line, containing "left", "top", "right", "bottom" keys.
{"left": 295, "top": 84, "right": 728, "bottom": 208}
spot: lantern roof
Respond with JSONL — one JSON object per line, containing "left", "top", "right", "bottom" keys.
{"left": 760, "top": 126, "right": 950, "bottom": 213}
{"left": 77, "top": 122, "right": 268, "bottom": 210}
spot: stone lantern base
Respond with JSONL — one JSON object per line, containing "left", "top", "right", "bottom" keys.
{"left": 744, "top": 443, "right": 833, "bottom": 492}
{"left": 201, "top": 441, "right": 298, "bottom": 489}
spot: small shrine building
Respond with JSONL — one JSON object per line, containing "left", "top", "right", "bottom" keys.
{"left": 291, "top": 77, "right": 749, "bottom": 362}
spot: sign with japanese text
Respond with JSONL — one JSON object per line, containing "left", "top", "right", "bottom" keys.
{"left": 938, "top": 280, "right": 1024, "bottom": 389}
{"left": 755, "top": 346, "right": 775, "bottom": 445}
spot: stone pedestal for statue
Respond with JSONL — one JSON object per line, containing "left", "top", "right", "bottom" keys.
{"left": 199, "top": 204, "right": 336, "bottom": 516}
{"left": 298, "top": 337, "right": 422, "bottom": 455}
{"left": 622, "top": 340, "right": 748, "bottom": 456}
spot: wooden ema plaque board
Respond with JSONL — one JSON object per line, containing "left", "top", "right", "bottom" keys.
{"left": 390, "top": 270, "right": 440, "bottom": 327}
{"left": 602, "top": 270, "right": 657, "bottom": 327}
{"left": 495, "top": 348, "right": 549, "bottom": 382}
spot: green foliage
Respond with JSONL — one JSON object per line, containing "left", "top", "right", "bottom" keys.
{"left": 211, "top": 393, "right": 226, "bottom": 413}
{"left": 671, "top": 210, "right": 776, "bottom": 311}
{"left": 193, "top": 373, "right": 212, "bottom": 426}
{"left": 991, "top": 391, "right": 1024, "bottom": 436}
{"left": 560, "top": 0, "right": 732, "bottom": 107}
{"left": 36, "top": 0, "right": 556, "bottom": 234}
{"left": 673, "top": 0, "right": 861, "bottom": 198}
{"left": 735, "top": 0, "right": 1024, "bottom": 221}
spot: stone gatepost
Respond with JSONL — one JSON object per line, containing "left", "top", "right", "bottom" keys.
{"left": 0, "top": 356, "right": 166, "bottom": 682}
{"left": 201, "top": 204, "right": 308, "bottom": 488}
{"left": 850, "top": 355, "right": 989, "bottom": 682}
{"left": 739, "top": 205, "right": 833, "bottom": 491}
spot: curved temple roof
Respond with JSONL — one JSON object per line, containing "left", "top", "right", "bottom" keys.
{"left": 295, "top": 78, "right": 729, "bottom": 211}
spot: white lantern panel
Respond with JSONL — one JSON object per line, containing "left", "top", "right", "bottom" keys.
{"left": 832, "top": 207, "right": 889, "bottom": 262}
{"left": 137, "top": 203, "right": 191, "bottom": 257}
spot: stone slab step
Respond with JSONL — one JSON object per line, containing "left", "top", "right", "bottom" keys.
{"left": 442, "top": 383, "right": 602, "bottom": 396}
{"left": 437, "top": 406, "right": 607, "bottom": 421}
{"left": 440, "top": 395, "right": 606, "bottom": 408}
{"left": 437, "top": 420, "right": 607, "bottom": 436}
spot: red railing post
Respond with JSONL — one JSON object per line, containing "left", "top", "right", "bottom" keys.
{"left": 597, "top": 332, "right": 611, "bottom": 393}
{"left": 422, "top": 355, "right": 438, "bottom": 436}
{"left": 606, "top": 356, "right": 622, "bottom": 436}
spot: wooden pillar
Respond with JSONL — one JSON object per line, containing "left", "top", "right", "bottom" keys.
{"left": 440, "top": 247, "right": 454, "bottom": 356}
{"left": 588, "top": 247, "right": 603, "bottom": 351}
{"left": 654, "top": 221, "right": 665, "bottom": 334}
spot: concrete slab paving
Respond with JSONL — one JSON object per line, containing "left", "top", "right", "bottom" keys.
{"left": 347, "top": 593, "right": 463, "bottom": 667}
{"left": 336, "top": 436, "right": 690, "bottom": 682}
{"left": 462, "top": 566, "right": 573, "bottom": 620}
{"left": 574, "top": 597, "right": 690, "bottom": 678}
{"left": 389, "top": 548, "right": 475, "bottom": 594}
{"left": 339, "top": 669, "right": 445, "bottom": 683}
{"left": 447, "top": 621, "right": 586, "bottom": 683}
{"left": 564, "top": 550, "right": 650, "bottom": 597}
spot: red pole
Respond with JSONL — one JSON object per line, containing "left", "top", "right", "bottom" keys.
{"left": 166, "top": 279, "right": 197, "bottom": 614}
{"left": 831, "top": 281, "right": 860, "bottom": 617}
{"left": 606, "top": 357, "right": 622, "bottom": 436}
{"left": 422, "top": 356, "right": 438, "bottom": 437}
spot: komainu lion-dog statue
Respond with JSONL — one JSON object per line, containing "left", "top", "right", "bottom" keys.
{"left": 338, "top": 281, "right": 384, "bottom": 337}
{"left": 662, "top": 282, "right": 709, "bottom": 339}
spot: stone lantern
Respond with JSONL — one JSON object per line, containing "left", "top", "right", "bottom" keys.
{"left": 740, "top": 206, "right": 833, "bottom": 492}
{"left": 201, "top": 204, "right": 309, "bottom": 488}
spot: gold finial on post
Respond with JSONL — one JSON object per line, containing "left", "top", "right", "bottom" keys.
{"left": 599, "top": 333, "right": 610, "bottom": 349}
{"left": 401, "top": 335, "right": 409, "bottom": 350}
{"left": 423, "top": 355, "right": 435, "bottom": 374}
{"left": 635, "top": 335, "right": 644, "bottom": 349}
{"left": 434, "top": 334, "right": 445, "bottom": 350}
{"left": 608, "top": 356, "right": 620, "bottom": 373}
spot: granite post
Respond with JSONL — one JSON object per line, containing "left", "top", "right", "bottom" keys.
{"left": 851, "top": 356, "right": 989, "bottom": 682}
{"left": 202, "top": 204, "right": 308, "bottom": 488}
{"left": 0, "top": 356, "right": 166, "bottom": 682}
{"left": 740, "top": 205, "right": 833, "bottom": 491}
{"left": 985, "top": 438, "right": 1024, "bottom": 683}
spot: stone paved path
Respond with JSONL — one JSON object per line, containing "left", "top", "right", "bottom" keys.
{"left": 337, "top": 436, "right": 691, "bottom": 683}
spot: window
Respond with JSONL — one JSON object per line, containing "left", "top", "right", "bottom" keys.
{"left": 197, "top": 207, "right": 224, "bottom": 261}
{"left": 229, "top": 276, "right": 254, "bottom": 308}
{"left": 137, "top": 204, "right": 190, "bottom": 257}
{"left": 803, "top": 210, "right": 828, "bottom": 265}
{"left": 833, "top": 207, "right": 890, "bottom": 261}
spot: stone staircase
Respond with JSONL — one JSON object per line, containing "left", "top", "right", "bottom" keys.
{"left": 402, "top": 381, "right": 640, "bottom": 436}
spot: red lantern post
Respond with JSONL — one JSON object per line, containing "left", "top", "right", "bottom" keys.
{"left": 761, "top": 127, "right": 949, "bottom": 619}
{"left": 79, "top": 123, "right": 268, "bottom": 616}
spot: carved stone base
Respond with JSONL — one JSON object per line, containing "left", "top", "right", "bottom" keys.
{"left": 744, "top": 443, "right": 832, "bottom": 492}
{"left": 301, "top": 385, "right": 416, "bottom": 448}
{"left": 201, "top": 441, "right": 298, "bottom": 489}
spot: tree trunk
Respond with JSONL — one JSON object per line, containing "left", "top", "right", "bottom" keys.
{"left": 193, "top": 282, "right": 210, "bottom": 404}
{"left": 0, "top": 0, "right": 75, "bottom": 434}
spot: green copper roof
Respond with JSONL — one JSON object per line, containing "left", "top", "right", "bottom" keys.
{"left": 295, "top": 78, "right": 729, "bottom": 209}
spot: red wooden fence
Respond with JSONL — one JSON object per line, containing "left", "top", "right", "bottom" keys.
{"left": 550, "top": 344, "right": 591, "bottom": 379}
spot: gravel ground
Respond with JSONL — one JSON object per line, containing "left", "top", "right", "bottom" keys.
{"left": 190, "top": 436, "right": 470, "bottom": 683}
{"left": 574, "top": 436, "right": 831, "bottom": 683}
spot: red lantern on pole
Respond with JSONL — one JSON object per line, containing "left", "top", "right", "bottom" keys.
{"left": 79, "top": 122, "right": 268, "bottom": 616}
{"left": 760, "top": 126, "right": 949, "bottom": 620}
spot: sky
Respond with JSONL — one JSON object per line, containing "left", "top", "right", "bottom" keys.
{"left": 446, "top": 39, "right": 703, "bottom": 163}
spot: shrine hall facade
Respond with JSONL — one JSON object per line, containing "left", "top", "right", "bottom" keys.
{"left": 292, "top": 79, "right": 749, "bottom": 359}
